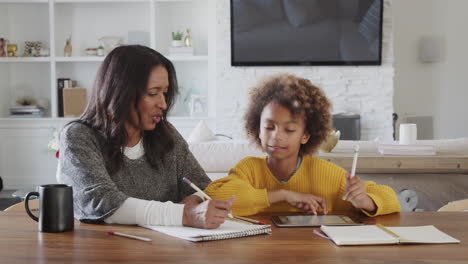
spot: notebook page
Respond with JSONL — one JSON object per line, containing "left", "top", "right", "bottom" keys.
{"left": 320, "top": 225, "right": 398, "bottom": 245}
{"left": 387, "top": 225, "right": 460, "bottom": 244}
{"left": 143, "top": 220, "right": 271, "bottom": 242}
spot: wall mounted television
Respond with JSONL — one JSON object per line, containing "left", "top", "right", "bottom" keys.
{"left": 231, "top": 0, "right": 383, "bottom": 66}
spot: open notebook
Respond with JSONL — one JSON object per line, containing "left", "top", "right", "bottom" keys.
{"left": 320, "top": 225, "right": 460, "bottom": 246}
{"left": 143, "top": 220, "right": 271, "bottom": 242}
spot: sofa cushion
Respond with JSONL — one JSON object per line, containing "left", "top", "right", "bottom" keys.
{"left": 189, "top": 140, "right": 264, "bottom": 173}
{"left": 283, "top": 0, "right": 324, "bottom": 27}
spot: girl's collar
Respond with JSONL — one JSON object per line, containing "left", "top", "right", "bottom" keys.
{"left": 266, "top": 155, "right": 303, "bottom": 184}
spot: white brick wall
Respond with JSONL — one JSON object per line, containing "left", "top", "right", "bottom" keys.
{"left": 214, "top": 0, "right": 394, "bottom": 141}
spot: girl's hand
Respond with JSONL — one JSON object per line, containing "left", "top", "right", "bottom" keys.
{"left": 182, "top": 196, "right": 235, "bottom": 229}
{"left": 269, "top": 190, "right": 327, "bottom": 215}
{"left": 343, "top": 172, "right": 376, "bottom": 213}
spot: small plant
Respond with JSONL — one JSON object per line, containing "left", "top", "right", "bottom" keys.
{"left": 98, "top": 45, "right": 104, "bottom": 49}
{"left": 172, "top": 31, "right": 184, "bottom": 41}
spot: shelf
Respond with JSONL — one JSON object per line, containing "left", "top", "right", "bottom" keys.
{"left": 56, "top": 0, "right": 151, "bottom": 3}
{"left": 0, "top": 57, "right": 51, "bottom": 63}
{"left": 54, "top": 55, "right": 207, "bottom": 62}
{"left": 0, "top": 0, "right": 47, "bottom": 3}
{"left": 0, "top": 116, "right": 209, "bottom": 122}
{"left": 55, "top": 56, "right": 104, "bottom": 62}
{"left": 166, "top": 55, "right": 209, "bottom": 62}
{"left": 154, "top": 0, "right": 193, "bottom": 2}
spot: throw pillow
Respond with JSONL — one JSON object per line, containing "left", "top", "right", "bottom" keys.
{"left": 188, "top": 120, "right": 216, "bottom": 143}
{"left": 283, "top": 0, "right": 324, "bottom": 27}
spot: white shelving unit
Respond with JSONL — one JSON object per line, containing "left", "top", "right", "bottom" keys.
{"left": 0, "top": 0, "right": 216, "bottom": 189}
{"left": 0, "top": 0, "right": 215, "bottom": 120}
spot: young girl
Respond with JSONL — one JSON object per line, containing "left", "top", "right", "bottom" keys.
{"left": 205, "top": 73, "right": 400, "bottom": 217}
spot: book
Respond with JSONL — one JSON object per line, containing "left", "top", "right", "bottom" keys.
{"left": 143, "top": 220, "right": 271, "bottom": 242}
{"left": 320, "top": 224, "right": 460, "bottom": 246}
{"left": 378, "top": 144, "right": 436, "bottom": 156}
{"left": 57, "top": 78, "right": 70, "bottom": 117}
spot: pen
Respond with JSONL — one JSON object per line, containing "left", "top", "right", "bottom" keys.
{"left": 350, "top": 145, "right": 360, "bottom": 178}
{"left": 182, "top": 177, "right": 234, "bottom": 218}
{"left": 107, "top": 231, "right": 152, "bottom": 242}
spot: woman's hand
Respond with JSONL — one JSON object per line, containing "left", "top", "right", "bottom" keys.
{"left": 182, "top": 196, "right": 235, "bottom": 229}
{"left": 180, "top": 194, "right": 204, "bottom": 207}
{"left": 268, "top": 190, "right": 327, "bottom": 215}
{"left": 343, "top": 172, "right": 376, "bottom": 213}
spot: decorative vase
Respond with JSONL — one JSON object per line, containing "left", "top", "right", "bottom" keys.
{"left": 318, "top": 130, "right": 341, "bottom": 153}
{"left": 184, "top": 29, "right": 192, "bottom": 47}
{"left": 64, "top": 37, "right": 72, "bottom": 57}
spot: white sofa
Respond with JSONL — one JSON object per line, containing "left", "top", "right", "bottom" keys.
{"left": 189, "top": 138, "right": 468, "bottom": 212}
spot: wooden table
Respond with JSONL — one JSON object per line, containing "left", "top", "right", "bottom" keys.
{"left": 0, "top": 211, "right": 467, "bottom": 263}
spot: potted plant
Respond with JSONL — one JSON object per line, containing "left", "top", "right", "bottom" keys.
{"left": 97, "top": 45, "right": 104, "bottom": 56}
{"left": 171, "top": 31, "right": 184, "bottom": 47}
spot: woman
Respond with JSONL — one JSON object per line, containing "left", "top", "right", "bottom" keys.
{"left": 58, "top": 45, "right": 232, "bottom": 229}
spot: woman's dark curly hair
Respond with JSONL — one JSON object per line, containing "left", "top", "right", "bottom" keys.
{"left": 244, "top": 73, "right": 332, "bottom": 155}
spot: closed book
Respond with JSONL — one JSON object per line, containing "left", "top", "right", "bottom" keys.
{"left": 320, "top": 225, "right": 460, "bottom": 246}
{"left": 57, "top": 78, "right": 70, "bottom": 117}
{"left": 10, "top": 106, "right": 43, "bottom": 113}
{"left": 63, "top": 88, "right": 87, "bottom": 117}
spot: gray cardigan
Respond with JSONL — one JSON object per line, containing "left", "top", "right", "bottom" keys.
{"left": 57, "top": 122, "right": 211, "bottom": 222}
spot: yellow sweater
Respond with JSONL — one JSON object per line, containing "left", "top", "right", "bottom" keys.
{"left": 205, "top": 156, "right": 400, "bottom": 217}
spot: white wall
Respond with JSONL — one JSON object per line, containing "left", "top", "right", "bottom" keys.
{"left": 393, "top": 0, "right": 468, "bottom": 139}
{"left": 213, "top": 0, "right": 395, "bottom": 141}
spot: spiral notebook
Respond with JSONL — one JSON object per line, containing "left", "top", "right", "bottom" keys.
{"left": 143, "top": 220, "right": 271, "bottom": 242}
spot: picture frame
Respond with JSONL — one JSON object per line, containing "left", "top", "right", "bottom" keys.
{"left": 190, "top": 95, "right": 207, "bottom": 117}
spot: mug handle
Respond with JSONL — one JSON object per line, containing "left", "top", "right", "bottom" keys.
{"left": 25, "top": 192, "right": 39, "bottom": 222}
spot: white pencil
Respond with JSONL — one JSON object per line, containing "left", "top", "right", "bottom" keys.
{"left": 182, "top": 177, "right": 234, "bottom": 218}
{"left": 350, "top": 145, "right": 360, "bottom": 178}
{"left": 107, "top": 231, "right": 152, "bottom": 242}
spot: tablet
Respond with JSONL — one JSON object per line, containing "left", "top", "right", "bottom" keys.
{"left": 271, "top": 215, "right": 362, "bottom": 227}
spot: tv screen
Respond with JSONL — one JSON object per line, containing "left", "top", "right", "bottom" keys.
{"left": 231, "top": 0, "right": 383, "bottom": 66}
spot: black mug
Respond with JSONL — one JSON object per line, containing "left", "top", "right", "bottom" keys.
{"left": 25, "top": 184, "right": 74, "bottom": 233}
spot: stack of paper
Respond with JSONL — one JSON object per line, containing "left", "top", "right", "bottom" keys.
{"left": 378, "top": 144, "right": 436, "bottom": 156}
{"left": 10, "top": 105, "right": 45, "bottom": 117}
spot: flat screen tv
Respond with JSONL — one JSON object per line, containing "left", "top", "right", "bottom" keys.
{"left": 231, "top": 0, "right": 383, "bottom": 66}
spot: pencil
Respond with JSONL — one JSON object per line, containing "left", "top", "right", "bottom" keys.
{"left": 376, "top": 224, "right": 400, "bottom": 239}
{"left": 182, "top": 177, "right": 234, "bottom": 218}
{"left": 233, "top": 215, "right": 266, "bottom": 225}
{"left": 350, "top": 145, "right": 360, "bottom": 178}
{"left": 107, "top": 231, "right": 152, "bottom": 242}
